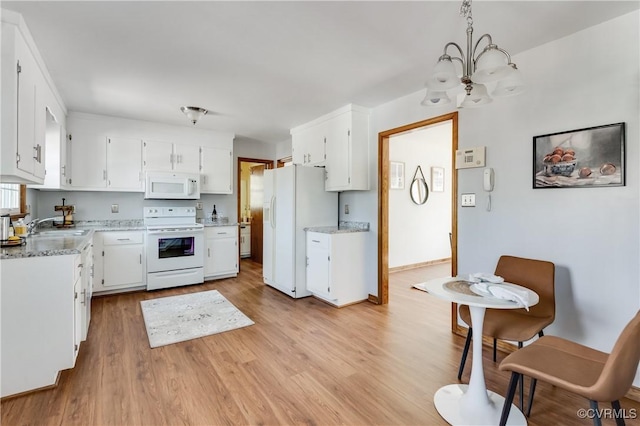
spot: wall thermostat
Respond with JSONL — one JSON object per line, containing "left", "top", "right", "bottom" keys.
{"left": 455, "top": 146, "right": 486, "bottom": 169}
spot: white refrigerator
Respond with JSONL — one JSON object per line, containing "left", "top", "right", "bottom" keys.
{"left": 263, "top": 165, "right": 338, "bottom": 298}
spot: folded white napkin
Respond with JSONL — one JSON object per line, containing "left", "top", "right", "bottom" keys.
{"left": 472, "top": 282, "right": 530, "bottom": 310}
{"left": 469, "top": 272, "right": 505, "bottom": 284}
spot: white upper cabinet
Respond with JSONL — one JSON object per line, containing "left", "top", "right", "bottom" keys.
{"left": 69, "top": 124, "right": 107, "bottom": 189}
{"left": 106, "top": 137, "right": 143, "bottom": 190}
{"left": 68, "top": 116, "right": 143, "bottom": 191}
{"left": 290, "top": 104, "right": 370, "bottom": 191}
{"left": 292, "top": 121, "right": 326, "bottom": 167}
{"left": 0, "top": 14, "right": 61, "bottom": 184}
{"left": 200, "top": 146, "right": 232, "bottom": 194}
{"left": 143, "top": 140, "right": 199, "bottom": 174}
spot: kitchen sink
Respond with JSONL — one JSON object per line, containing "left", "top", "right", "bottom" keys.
{"left": 30, "top": 229, "right": 91, "bottom": 237}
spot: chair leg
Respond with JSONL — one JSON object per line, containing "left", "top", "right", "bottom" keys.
{"left": 458, "top": 328, "right": 472, "bottom": 380}
{"left": 589, "top": 400, "right": 602, "bottom": 426}
{"left": 538, "top": 330, "right": 544, "bottom": 338}
{"left": 493, "top": 338, "right": 497, "bottom": 362}
{"left": 611, "top": 400, "right": 626, "bottom": 426}
{"left": 526, "top": 378, "right": 537, "bottom": 417}
{"left": 500, "top": 372, "right": 520, "bottom": 426}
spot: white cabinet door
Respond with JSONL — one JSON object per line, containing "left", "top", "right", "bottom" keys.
{"left": 200, "top": 146, "right": 232, "bottom": 194}
{"left": 70, "top": 131, "right": 107, "bottom": 189}
{"left": 292, "top": 123, "right": 326, "bottom": 166}
{"left": 80, "top": 242, "right": 92, "bottom": 341}
{"left": 325, "top": 112, "right": 351, "bottom": 191}
{"left": 73, "top": 274, "right": 82, "bottom": 364}
{"left": 107, "top": 137, "right": 142, "bottom": 190}
{"left": 103, "top": 244, "right": 144, "bottom": 288}
{"left": 240, "top": 225, "right": 251, "bottom": 257}
{"left": 174, "top": 144, "right": 200, "bottom": 173}
{"left": 204, "top": 226, "right": 238, "bottom": 278}
{"left": 143, "top": 139, "right": 173, "bottom": 172}
{"left": 306, "top": 234, "right": 331, "bottom": 298}
{"left": 15, "top": 33, "right": 39, "bottom": 178}
{"left": 32, "top": 80, "right": 47, "bottom": 180}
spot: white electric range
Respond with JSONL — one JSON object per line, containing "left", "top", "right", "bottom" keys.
{"left": 143, "top": 206, "right": 204, "bottom": 290}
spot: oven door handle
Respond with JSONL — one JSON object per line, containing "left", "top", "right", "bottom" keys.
{"left": 146, "top": 228, "right": 204, "bottom": 235}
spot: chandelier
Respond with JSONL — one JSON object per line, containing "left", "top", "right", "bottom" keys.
{"left": 421, "top": 0, "right": 524, "bottom": 108}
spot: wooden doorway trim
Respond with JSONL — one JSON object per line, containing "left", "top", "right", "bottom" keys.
{"left": 236, "top": 157, "right": 274, "bottom": 269}
{"left": 377, "top": 112, "right": 459, "bottom": 331}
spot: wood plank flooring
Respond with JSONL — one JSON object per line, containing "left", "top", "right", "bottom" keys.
{"left": 2, "top": 260, "right": 638, "bottom": 425}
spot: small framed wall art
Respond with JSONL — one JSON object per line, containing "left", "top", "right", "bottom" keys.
{"left": 431, "top": 166, "right": 445, "bottom": 192}
{"left": 390, "top": 161, "right": 405, "bottom": 190}
{"left": 533, "top": 122, "right": 625, "bottom": 189}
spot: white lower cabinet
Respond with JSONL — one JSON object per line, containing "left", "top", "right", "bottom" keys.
{"left": 93, "top": 231, "right": 146, "bottom": 294}
{"left": 0, "top": 239, "right": 93, "bottom": 398}
{"left": 204, "top": 226, "right": 239, "bottom": 279}
{"left": 306, "top": 231, "right": 368, "bottom": 307}
{"left": 240, "top": 225, "right": 251, "bottom": 258}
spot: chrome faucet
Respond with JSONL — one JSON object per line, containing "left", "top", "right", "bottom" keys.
{"left": 27, "top": 217, "right": 58, "bottom": 234}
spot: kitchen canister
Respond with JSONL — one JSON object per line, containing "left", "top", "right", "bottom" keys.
{"left": 0, "top": 216, "right": 11, "bottom": 240}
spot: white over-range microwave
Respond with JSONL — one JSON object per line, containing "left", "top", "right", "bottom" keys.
{"left": 145, "top": 172, "right": 200, "bottom": 200}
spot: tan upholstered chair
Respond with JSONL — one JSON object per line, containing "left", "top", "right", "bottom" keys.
{"left": 498, "top": 310, "right": 640, "bottom": 426}
{"left": 457, "top": 256, "right": 556, "bottom": 382}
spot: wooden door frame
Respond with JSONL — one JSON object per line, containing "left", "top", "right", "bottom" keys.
{"left": 377, "top": 112, "right": 459, "bottom": 331}
{"left": 236, "top": 157, "right": 274, "bottom": 268}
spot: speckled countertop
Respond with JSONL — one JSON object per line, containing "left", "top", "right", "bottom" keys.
{"left": 0, "top": 220, "right": 145, "bottom": 260}
{"left": 305, "top": 221, "right": 370, "bottom": 234}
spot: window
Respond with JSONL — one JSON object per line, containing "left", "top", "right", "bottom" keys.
{"left": 0, "top": 184, "right": 26, "bottom": 217}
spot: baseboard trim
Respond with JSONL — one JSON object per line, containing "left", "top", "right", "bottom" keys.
{"left": 389, "top": 258, "right": 451, "bottom": 273}
{"left": 367, "top": 294, "right": 379, "bottom": 304}
{"left": 454, "top": 325, "right": 640, "bottom": 402}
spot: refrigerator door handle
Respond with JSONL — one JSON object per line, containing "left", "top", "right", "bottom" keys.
{"left": 270, "top": 196, "right": 276, "bottom": 229}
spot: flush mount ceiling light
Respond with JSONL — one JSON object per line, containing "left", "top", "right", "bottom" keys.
{"left": 180, "top": 106, "right": 208, "bottom": 125}
{"left": 421, "top": 0, "right": 524, "bottom": 108}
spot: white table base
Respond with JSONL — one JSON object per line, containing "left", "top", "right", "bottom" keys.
{"left": 433, "top": 305, "right": 527, "bottom": 425}
{"left": 434, "top": 384, "right": 526, "bottom": 425}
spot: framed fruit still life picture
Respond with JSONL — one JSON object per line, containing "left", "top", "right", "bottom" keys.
{"left": 533, "top": 122, "right": 625, "bottom": 189}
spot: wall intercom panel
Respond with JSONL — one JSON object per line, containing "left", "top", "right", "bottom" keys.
{"left": 455, "top": 146, "right": 486, "bottom": 169}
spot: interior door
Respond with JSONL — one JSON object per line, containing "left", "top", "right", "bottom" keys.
{"left": 250, "top": 164, "right": 265, "bottom": 264}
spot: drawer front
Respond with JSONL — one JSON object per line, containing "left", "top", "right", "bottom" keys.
{"left": 102, "top": 231, "right": 144, "bottom": 245}
{"left": 206, "top": 226, "right": 237, "bottom": 239}
{"left": 307, "top": 232, "right": 330, "bottom": 249}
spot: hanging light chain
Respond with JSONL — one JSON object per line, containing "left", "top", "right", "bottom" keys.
{"left": 460, "top": 0, "right": 473, "bottom": 27}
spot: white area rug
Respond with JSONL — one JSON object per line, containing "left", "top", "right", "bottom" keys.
{"left": 140, "top": 290, "right": 254, "bottom": 348}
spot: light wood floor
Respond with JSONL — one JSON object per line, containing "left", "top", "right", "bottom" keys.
{"left": 2, "top": 260, "right": 638, "bottom": 425}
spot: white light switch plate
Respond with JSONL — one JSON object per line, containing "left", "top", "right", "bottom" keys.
{"left": 461, "top": 193, "right": 476, "bottom": 207}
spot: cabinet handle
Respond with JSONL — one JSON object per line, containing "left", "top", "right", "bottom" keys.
{"left": 78, "top": 263, "right": 83, "bottom": 268}
{"left": 139, "top": 254, "right": 142, "bottom": 264}
{"left": 33, "top": 145, "right": 39, "bottom": 161}
{"left": 308, "top": 153, "right": 311, "bottom": 163}
{"left": 208, "top": 248, "right": 211, "bottom": 257}
{"left": 103, "top": 170, "right": 107, "bottom": 180}
{"left": 304, "top": 154, "right": 307, "bottom": 163}
{"left": 178, "top": 154, "right": 183, "bottom": 163}
{"left": 61, "top": 165, "right": 66, "bottom": 176}
{"left": 311, "top": 239, "right": 321, "bottom": 243}
{"left": 117, "top": 238, "right": 130, "bottom": 241}
{"left": 81, "top": 289, "right": 86, "bottom": 305}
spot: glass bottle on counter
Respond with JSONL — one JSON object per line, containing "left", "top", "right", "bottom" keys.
{"left": 211, "top": 205, "right": 218, "bottom": 221}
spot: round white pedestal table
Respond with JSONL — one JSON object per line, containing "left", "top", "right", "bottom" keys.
{"left": 422, "top": 277, "right": 539, "bottom": 426}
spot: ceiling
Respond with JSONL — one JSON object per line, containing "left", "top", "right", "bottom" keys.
{"left": 3, "top": 1, "right": 639, "bottom": 144}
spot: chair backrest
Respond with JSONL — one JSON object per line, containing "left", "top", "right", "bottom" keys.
{"left": 591, "top": 310, "right": 640, "bottom": 402}
{"left": 494, "top": 255, "right": 555, "bottom": 320}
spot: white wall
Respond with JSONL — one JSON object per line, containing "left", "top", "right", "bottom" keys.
{"left": 389, "top": 122, "right": 452, "bottom": 268}
{"left": 344, "top": 11, "right": 640, "bottom": 385}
